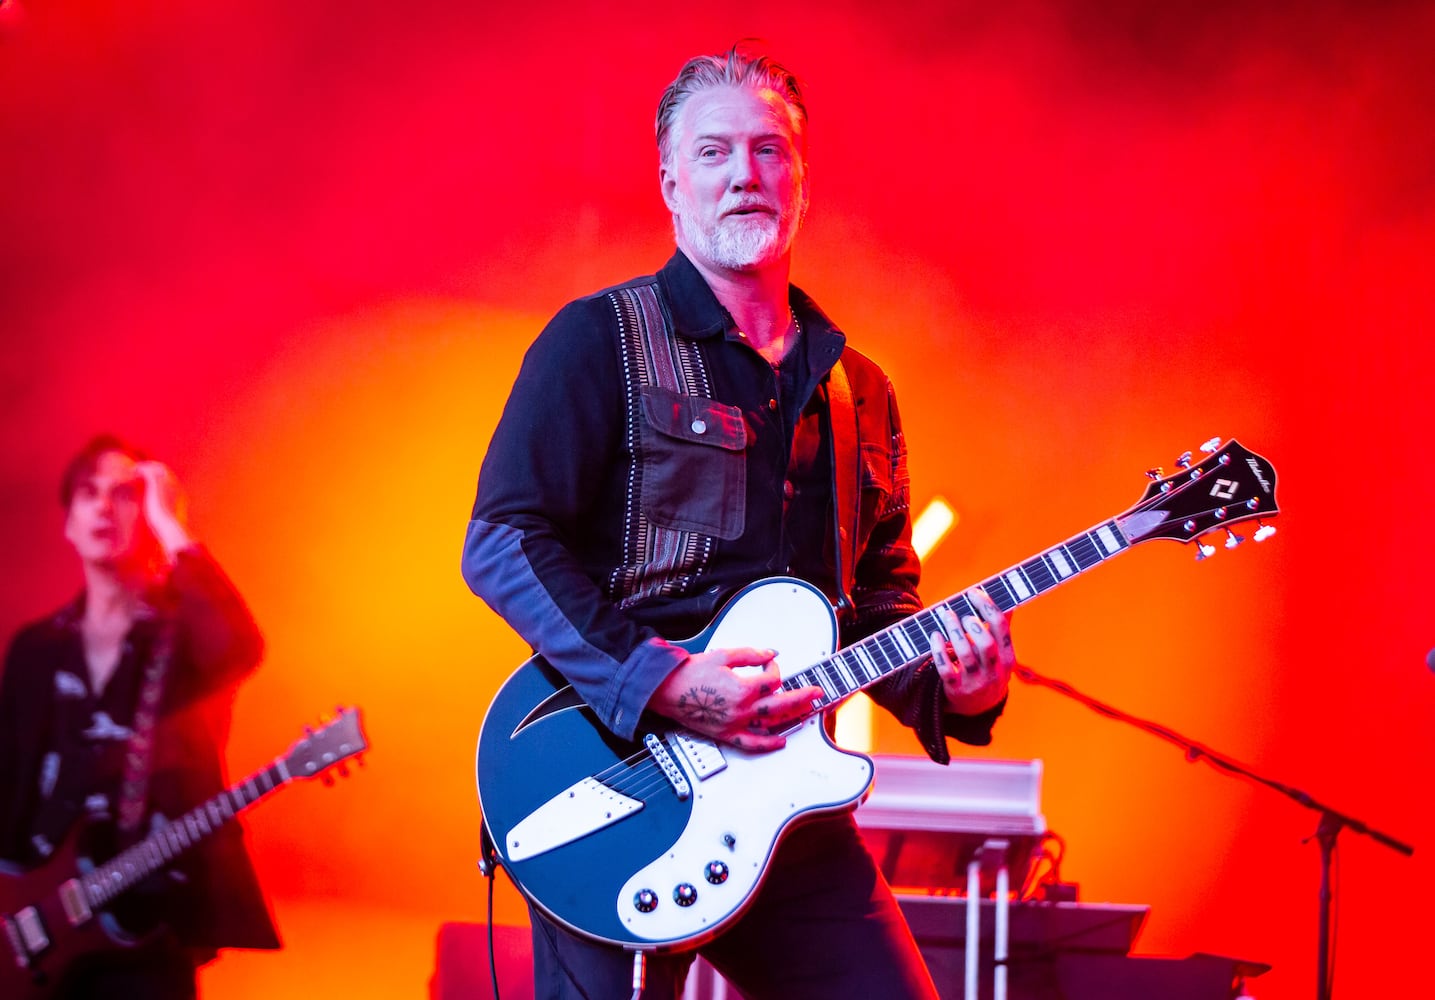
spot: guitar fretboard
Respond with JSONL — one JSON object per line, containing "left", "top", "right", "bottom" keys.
{"left": 781, "top": 518, "right": 1131, "bottom": 708}
{"left": 81, "top": 759, "right": 291, "bottom": 908}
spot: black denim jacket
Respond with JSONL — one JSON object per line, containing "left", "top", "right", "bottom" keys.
{"left": 464, "top": 252, "right": 1000, "bottom": 758}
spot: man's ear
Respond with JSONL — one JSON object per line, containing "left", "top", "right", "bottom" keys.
{"left": 659, "top": 164, "right": 679, "bottom": 213}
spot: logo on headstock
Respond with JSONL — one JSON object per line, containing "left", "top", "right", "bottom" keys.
{"left": 1245, "top": 456, "right": 1274, "bottom": 494}
{"left": 1209, "top": 479, "right": 1239, "bottom": 500}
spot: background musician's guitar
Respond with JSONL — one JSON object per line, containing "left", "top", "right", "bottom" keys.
{"left": 1, "top": 708, "right": 367, "bottom": 998}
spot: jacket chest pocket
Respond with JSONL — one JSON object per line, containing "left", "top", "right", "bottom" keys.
{"left": 638, "top": 387, "right": 748, "bottom": 540}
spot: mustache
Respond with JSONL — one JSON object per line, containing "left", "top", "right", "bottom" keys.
{"left": 721, "top": 199, "right": 778, "bottom": 217}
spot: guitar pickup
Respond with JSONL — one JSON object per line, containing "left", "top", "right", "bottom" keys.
{"left": 670, "top": 731, "right": 727, "bottom": 781}
{"left": 57, "top": 877, "right": 93, "bottom": 926}
{"left": 5, "top": 905, "right": 50, "bottom": 965}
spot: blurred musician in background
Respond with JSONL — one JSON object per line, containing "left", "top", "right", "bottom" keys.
{"left": 0, "top": 434, "right": 278, "bottom": 998}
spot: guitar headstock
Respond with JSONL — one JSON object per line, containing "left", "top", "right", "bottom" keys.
{"left": 284, "top": 706, "right": 368, "bottom": 781}
{"left": 1117, "top": 438, "right": 1279, "bottom": 557}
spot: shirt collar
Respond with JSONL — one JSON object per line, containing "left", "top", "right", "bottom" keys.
{"left": 656, "top": 250, "right": 848, "bottom": 370}
{"left": 50, "top": 586, "right": 164, "bottom": 632}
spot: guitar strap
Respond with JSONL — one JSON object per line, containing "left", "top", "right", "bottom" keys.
{"left": 825, "top": 357, "right": 860, "bottom": 626}
{"left": 116, "top": 617, "right": 175, "bottom": 836}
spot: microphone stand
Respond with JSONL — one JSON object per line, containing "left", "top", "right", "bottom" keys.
{"left": 1013, "top": 663, "right": 1415, "bottom": 1000}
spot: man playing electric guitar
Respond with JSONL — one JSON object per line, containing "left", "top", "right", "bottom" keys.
{"left": 464, "top": 44, "right": 1014, "bottom": 1000}
{"left": 0, "top": 435, "right": 278, "bottom": 998}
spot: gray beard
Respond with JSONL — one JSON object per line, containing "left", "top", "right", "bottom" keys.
{"left": 673, "top": 198, "right": 800, "bottom": 271}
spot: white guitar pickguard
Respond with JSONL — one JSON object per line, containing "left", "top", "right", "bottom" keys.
{"left": 614, "top": 579, "right": 874, "bottom": 944}
{"left": 508, "top": 777, "right": 643, "bottom": 862}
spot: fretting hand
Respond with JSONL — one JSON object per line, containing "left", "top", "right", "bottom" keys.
{"left": 929, "top": 587, "right": 1014, "bottom": 716}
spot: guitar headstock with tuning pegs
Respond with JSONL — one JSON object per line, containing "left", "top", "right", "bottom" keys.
{"left": 1117, "top": 437, "right": 1279, "bottom": 559}
{"left": 284, "top": 706, "right": 368, "bottom": 784}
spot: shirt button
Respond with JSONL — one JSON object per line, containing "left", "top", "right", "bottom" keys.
{"left": 767, "top": 398, "right": 778, "bottom": 412}
{"left": 691, "top": 418, "right": 707, "bottom": 434}
{"left": 783, "top": 480, "right": 795, "bottom": 500}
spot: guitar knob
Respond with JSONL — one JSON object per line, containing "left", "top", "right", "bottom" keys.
{"left": 1175, "top": 451, "right": 1193, "bottom": 469}
{"left": 1224, "top": 529, "right": 1245, "bottom": 549}
{"left": 1145, "top": 467, "right": 1164, "bottom": 481}
{"left": 705, "top": 861, "right": 730, "bottom": 885}
{"left": 1195, "top": 541, "right": 1216, "bottom": 561}
{"left": 1200, "top": 437, "right": 1223, "bottom": 453}
{"left": 674, "top": 883, "right": 698, "bottom": 907}
{"left": 633, "top": 889, "right": 659, "bottom": 913}
{"left": 1254, "top": 523, "right": 1277, "bottom": 542}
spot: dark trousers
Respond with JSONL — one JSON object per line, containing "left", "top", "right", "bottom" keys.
{"left": 531, "top": 813, "right": 938, "bottom": 1000}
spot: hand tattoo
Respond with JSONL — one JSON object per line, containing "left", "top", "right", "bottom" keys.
{"left": 677, "top": 685, "right": 729, "bottom": 725}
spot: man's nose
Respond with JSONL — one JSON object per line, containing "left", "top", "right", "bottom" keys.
{"left": 729, "top": 148, "right": 760, "bottom": 190}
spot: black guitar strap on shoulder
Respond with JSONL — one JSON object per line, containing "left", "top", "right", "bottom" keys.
{"left": 116, "top": 616, "right": 175, "bottom": 837}
{"left": 825, "top": 356, "right": 860, "bottom": 628}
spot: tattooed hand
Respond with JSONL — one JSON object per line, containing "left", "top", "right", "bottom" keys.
{"left": 929, "top": 586, "right": 1014, "bottom": 716}
{"left": 647, "top": 647, "right": 824, "bottom": 752}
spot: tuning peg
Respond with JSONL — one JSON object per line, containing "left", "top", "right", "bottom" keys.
{"left": 1224, "top": 529, "right": 1245, "bottom": 549}
{"left": 1175, "top": 451, "right": 1193, "bottom": 469}
{"left": 1253, "top": 522, "right": 1277, "bottom": 542}
{"left": 1195, "top": 540, "right": 1217, "bottom": 561}
{"left": 1200, "top": 437, "right": 1223, "bottom": 454}
{"left": 1145, "top": 467, "right": 1164, "bottom": 481}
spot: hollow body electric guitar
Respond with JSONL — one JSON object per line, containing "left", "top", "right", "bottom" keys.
{"left": 1, "top": 708, "right": 368, "bottom": 998}
{"left": 475, "top": 439, "right": 1279, "bottom": 951}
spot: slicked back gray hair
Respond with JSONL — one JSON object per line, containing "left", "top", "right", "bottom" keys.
{"left": 656, "top": 42, "right": 808, "bottom": 167}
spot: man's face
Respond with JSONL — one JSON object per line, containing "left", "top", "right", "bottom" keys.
{"left": 64, "top": 450, "right": 147, "bottom": 569}
{"left": 661, "top": 84, "right": 809, "bottom": 274}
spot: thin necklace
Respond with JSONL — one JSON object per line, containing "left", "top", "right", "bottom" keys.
{"left": 770, "top": 308, "right": 800, "bottom": 372}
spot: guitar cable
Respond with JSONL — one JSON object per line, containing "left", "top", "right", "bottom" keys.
{"left": 482, "top": 820, "right": 605, "bottom": 998}
{"left": 478, "top": 818, "right": 505, "bottom": 1000}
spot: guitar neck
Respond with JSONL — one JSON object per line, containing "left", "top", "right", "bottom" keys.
{"left": 782, "top": 517, "right": 1132, "bottom": 709}
{"left": 81, "top": 757, "right": 293, "bottom": 910}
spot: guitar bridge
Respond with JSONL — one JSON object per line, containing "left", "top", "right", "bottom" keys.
{"left": 644, "top": 734, "right": 691, "bottom": 801}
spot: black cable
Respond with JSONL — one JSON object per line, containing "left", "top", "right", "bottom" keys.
{"left": 486, "top": 866, "right": 502, "bottom": 1000}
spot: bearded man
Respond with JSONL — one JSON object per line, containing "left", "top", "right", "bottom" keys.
{"left": 464, "top": 44, "right": 1014, "bottom": 1000}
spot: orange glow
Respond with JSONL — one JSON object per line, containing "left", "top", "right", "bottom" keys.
{"left": 2, "top": 5, "right": 1432, "bottom": 1000}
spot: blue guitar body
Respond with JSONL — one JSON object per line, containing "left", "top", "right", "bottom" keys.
{"left": 474, "top": 577, "right": 874, "bottom": 952}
